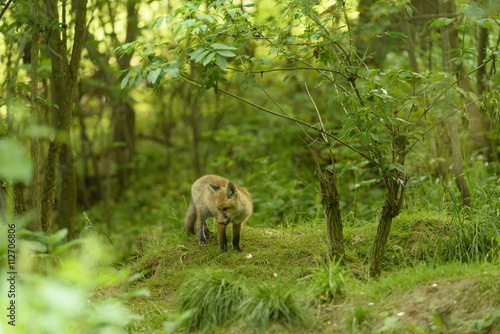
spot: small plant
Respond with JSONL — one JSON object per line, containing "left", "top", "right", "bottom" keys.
{"left": 346, "top": 304, "right": 373, "bottom": 333}
{"left": 303, "top": 256, "right": 347, "bottom": 304}
{"left": 238, "top": 283, "right": 312, "bottom": 332}
{"left": 177, "top": 269, "right": 246, "bottom": 332}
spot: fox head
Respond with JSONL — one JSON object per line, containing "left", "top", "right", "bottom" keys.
{"left": 209, "top": 182, "right": 238, "bottom": 225}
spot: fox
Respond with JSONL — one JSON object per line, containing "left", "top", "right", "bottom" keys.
{"left": 185, "top": 175, "right": 253, "bottom": 252}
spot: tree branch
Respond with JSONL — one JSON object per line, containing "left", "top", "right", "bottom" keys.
{"left": 180, "top": 74, "right": 375, "bottom": 163}
{"left": 0, "top": 0, "right": 13, "bottom": 21}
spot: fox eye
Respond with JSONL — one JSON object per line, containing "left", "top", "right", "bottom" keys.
{"left": 222, "top": 207, "right": 229, "bottom": 212}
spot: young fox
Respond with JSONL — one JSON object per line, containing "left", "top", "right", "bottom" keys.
{"left": 185, "top": 175, "right": 253, "bottom": 252}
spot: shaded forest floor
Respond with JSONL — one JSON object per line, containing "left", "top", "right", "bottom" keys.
{"left": 97, "top": 217, "right": 500, "bottom": 333}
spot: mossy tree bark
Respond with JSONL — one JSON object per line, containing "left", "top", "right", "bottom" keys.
{"left": 318, "top": 168, "right": 344, "bottom": 261}
{"left": 29, "top": 0, "right": 42, "bottom": 231}
{"left": 369, "top": 178, "right": 403, "bottom": 277}
{"left": 41, "top": 0, "right": 88, "bottom": 236}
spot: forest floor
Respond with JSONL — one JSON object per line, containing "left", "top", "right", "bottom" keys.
{"left": 99, "top": 215, "right": 500, "bottom": 333}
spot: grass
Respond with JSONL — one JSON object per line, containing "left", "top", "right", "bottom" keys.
{"left": 113, "top": 215, "right": 500, "bottom": 333}
{"left": 177, "top": 269, "right": 246, "bottom": 332}
{"left": 238, "top": 283, "right": 312, "bottom": 332}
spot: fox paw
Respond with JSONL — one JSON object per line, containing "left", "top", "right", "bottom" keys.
{"left": 199, "top": 240, "right": 209, "bottom": 246}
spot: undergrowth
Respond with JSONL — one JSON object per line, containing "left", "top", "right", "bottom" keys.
{"left": 177, "top": 270, "right": 245, "bottom": 332}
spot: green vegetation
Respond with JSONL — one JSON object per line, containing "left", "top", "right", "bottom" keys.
{"left": 1, "top": 0, "right": 500, "bottom": 333}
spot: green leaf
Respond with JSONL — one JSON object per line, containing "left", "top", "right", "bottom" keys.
{"left": 120, "top": 70, "right": 133, "bottom": 90}
{"left": 147, "top": 68, "right": 162, "bottom": 84}
{"left": 476, "top": 18, "right": 490, "bottom": 29}
{"left": 133, "top": 71, "right": 144, "bottom": 87}
{"left": 197, "top": 86, "right": 206, "bottom": 98}
{"left": 189, "top": 47, "right": 206, "bottom": 60}
{"left": 404, "top": 4, "right": 413, "bottom": 17}
{"left": 216, "top": 50, "right": 236, "bottom": 57}
{"left": 203, "top": 52, "right": 216, "bottom": 66}
{"left": 210, "top": 43, "right": 237, "bottom": 50}
{"left": 164, "top": 66, "right": 180, "bottom": 78}
{"left": 283, "top": 70, "right": 297, "bottom": 82}
{"left": 385, "top": 31, "right": 407, "bottom": 39}
{"left": 432, "top": 17, "right": 455, "bottom": 28}
{"left": 215, "top": 55, "right": 227, "bottom": 70}
{"left": 360, "top": 133, "right": 370, "bottom": 146}
{"left": 149, "top": 16, "right": 164, "bottom": 30}
{"left": 195, "top": 50, "right": 211, "bottom": 63}
{"left": 0, "top": 139, "right": 32, "bottom": 183}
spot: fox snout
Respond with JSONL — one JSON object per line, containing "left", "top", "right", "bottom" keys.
{"left": 217, "top": 209, "right": 231, "bottom": 225}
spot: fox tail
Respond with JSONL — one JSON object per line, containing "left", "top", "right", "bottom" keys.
{"left": 185, "top": 200, "right": 197, "bottom": 234}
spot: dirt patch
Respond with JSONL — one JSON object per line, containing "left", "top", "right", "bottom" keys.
{"left": 381, "top": 277, "right": 500, "bottom": 333}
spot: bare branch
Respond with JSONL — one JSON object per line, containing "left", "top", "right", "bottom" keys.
{"left": 227, "top": 66, "right": 346, "bottom": 78}
{"left": 0, "top": 0, "right": 14, "bottom": 21}
{"left": 180, "top": 74, "right": 375, "bottom": 163}
{"left": 304, "top": 82, "right": 328, "bottom": 144}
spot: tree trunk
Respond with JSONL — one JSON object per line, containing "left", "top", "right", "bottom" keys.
{"left": 112, "top": 102, "right": 136, "bottom": 193}
{"left": 318, "top": 168, "right": 344, "bottom": 260}
{"left": 369, "top": 189, "right": 399, "bottom": 277}
{"left": 401, "top": 17, "right": 419, "bottom": 73}
{"left": 41, "top": 0, "right": 88, "bottom": 234}
{"left": 445, "top": 1, "right": 491, "bottom": 160}
{"left": 112, "top": 0, "right": 138, "bottom": 193}
{"left": 476, "top": 26, "right": 488, "bottom": 96}
{"left": 190, "top": 87, "right": 203, "bottom": 177}
{"left": 438, "top": 0, "right": 471, "bottom": 208}
{"left": 475, "top": 17, "right": 494, "bottom": 162}
{"left": 13, "top": 183, "right": 25, "bottom": 216}
{"left": 57, "top": 142, "right": 77, "bottom": 239}
{"left": 447, "top": 117, "right": 471, "bottom": 207}
{"left": 29, "top": 0, "right": 42, "bottom": 231}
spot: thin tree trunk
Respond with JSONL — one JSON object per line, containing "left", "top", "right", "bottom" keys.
{"left": 447, "top": 117, "right": 471, "bottom": 207}
{"left": 438, "top": 0, "right": 471, "bottom": 208}
{"left": 30, "top": 0, "right": 42, "bottom": 231}
{"left": 476, "top": 19, "right": 494, "bottom": 161}
{"left": 401, "top": 18, "right": 419, "bottom": 73}
{"left": 477, "top": 26, "right": 488, "bottom": 96}
{"left": 369, "top": 186, "right": 399, "bottom": 277}
{"left": 318, "top": 169, "right": 344, "bottom": 260}
{"left": 113, "top": 0, "right": 138, "bottom": 193}
{"left": 190, "top": 88, "right": 203, "bottom": 177}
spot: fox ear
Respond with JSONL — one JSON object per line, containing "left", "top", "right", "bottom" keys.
{"left": 225, "top": 182, "right": 237, "bottom": 199}
{"left": 209, "top": 184, "right": 220, "bottom": 195}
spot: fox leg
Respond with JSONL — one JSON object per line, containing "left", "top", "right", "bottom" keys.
{"left": 201, "top": 208, "right": 214, "bottom": 239}
{"left": 197, "top": 208, "right": 215, "bottom": 246}
{"left": 232, "top": 223, "right": 243, "bottom": 252}
{"left": 217, "top": 223, "right": 228, "bottom": 252}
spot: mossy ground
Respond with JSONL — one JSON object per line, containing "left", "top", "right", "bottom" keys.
{"left": 105, "top": 215, "right": 500, "bottom": 333}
